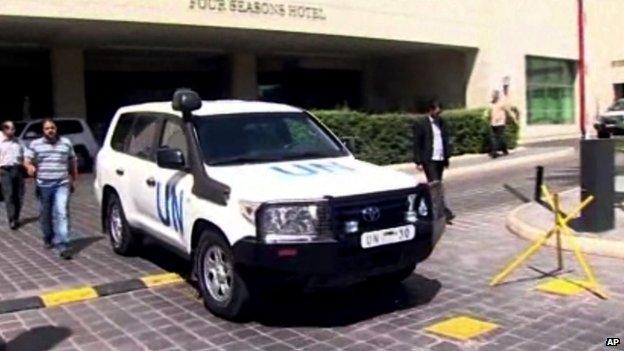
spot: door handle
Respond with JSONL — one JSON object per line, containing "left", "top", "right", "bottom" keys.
{"left": 116, "top": 168, "right": 124, "bottom": 176}
{"left": 146, "top": 177, "right": 156, "bottom": 187}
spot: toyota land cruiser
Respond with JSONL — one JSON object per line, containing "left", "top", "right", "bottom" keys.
{"left": 94, "top": 89, "right": 446, "bottom": 320}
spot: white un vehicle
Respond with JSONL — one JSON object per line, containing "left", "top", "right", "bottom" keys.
{"left": 94, "top": 89, "right": 446, "bottom": 320}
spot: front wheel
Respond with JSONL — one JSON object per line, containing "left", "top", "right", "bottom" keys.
{"left": 105, "top": 193, "right": 139, "bottom": 255}
{"left": 195, "top": 231, "right": 251, "bottom": 320}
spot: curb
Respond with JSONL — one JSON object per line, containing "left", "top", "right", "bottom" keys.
{"left": 388, "top": 147, "right": 575, "bottom": 178}
{"left": 506, "top": 195, "right": 624, "bottom": 260}
{"left": 0, "top": 273, "right": 184, "bottom": 315}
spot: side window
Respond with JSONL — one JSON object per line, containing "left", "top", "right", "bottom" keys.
{"left": 127, "top": 116, "right": 160, "bottom": 161}
{"left": 23, "top": 122, "right": 43, "bottom": 139}
{"left": 159, "top": 120, "right": 188, "bottom": 162}
{"left": 110, "top": 114, "right": 135, "bottom": 152}
{"left": 55, "top": 120, "right": 84, "bottom": 135}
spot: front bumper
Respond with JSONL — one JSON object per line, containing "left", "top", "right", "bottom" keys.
{"left": 232, "top": 217, "right": 444, "bottom": 289}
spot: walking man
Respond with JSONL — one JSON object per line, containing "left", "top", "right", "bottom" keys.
{"left": 24, "top": 119, "right": 78, "bottom": 259}
{"left": 0, "top": 121, "right": 25, "bottom": 230}
{"left": 488, "top": 90, "right": 509, "bottom": 158}
{"left": 413, "top": 100, "right": 455, "bottom": 224}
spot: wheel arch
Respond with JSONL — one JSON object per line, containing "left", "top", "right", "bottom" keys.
{"left": 190, "top": 219, "right": 231, "bottom": 275}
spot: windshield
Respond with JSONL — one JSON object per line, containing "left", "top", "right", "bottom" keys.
{"left": 609, "top": 99, "right": 624, "bottom": 111}
{"left": 194, "top": 112, "right": 349, "bottom": 166}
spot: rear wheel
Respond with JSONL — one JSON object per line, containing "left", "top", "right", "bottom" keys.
{"left": 105, "top": 193, "right": 139, "bottom": 255}
{"left": 195, "top": 231, "right": 251, "bottom": 320}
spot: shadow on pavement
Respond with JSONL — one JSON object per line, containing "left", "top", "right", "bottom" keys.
{"left": 18, "top": 215, "right": 39, "bottom": 227}
{"left": 68, "top": 236, "right": 103, "bottom": 256}
{"left": 1, "top": 326, "right": 71, "bottom": 351}
{"left": 503, "top": 184, "right": 531, "bottom": 203}
{"left": 138, "top": 239, "right": 191, "bottom": 278}
{"left": 496, "top": 266, "right": 574, "bottom": 287}
{"left": 252, "top": 273, "right": 441, "bottom": 328}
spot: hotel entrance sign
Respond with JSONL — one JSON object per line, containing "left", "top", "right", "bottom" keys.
{"left": 189, "top": 0, "right": 327, "bottom": 20}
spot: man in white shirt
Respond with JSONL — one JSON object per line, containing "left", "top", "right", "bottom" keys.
{"left": 412, "top": 101, "right": 455, "bottom": 224}
{"left": 0, "top": 121, "right": 25, "bottom": 229}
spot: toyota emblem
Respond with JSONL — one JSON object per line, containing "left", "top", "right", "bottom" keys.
{"left": 362, "top": 206, "right": 381, "bottom": 222}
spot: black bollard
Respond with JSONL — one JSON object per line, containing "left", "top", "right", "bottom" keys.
{"left": 534, "top": 166, "right": 544, "bottom": 203}
{"left": 578, "top": 138, "right": 615, "bottom": 232}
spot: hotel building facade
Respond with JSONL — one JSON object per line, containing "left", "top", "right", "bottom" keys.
{"left": 1, "top": 0, "right": 624, "bottom": 141}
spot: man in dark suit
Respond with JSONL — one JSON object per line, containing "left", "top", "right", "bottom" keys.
{"left": 412, "top": 100, "right": 455, "bottom": 224}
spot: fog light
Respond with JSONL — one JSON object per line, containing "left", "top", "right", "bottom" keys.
{"left": 345, "top": 220, "right": 359, "bottom": 233}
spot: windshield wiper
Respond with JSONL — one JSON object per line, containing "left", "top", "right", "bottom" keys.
{"left": 278, "top": 151, "right": 337, "bottom": 161}
{"left": 208, "top": 155, "right": 281, "bottom": 166}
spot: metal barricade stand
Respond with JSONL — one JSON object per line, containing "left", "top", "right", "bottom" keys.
{"left": 489, "top": 185, "right": 607, "bottom": 299}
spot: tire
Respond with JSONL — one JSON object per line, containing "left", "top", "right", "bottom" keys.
{"left": 105, "top": 193, "right": 139, "bottom": 255}
{"left": 195, "top": 231, "right": 251, "bottom": 320}
{"left": 75, "top": 148, "right": 93, "bottom": 173}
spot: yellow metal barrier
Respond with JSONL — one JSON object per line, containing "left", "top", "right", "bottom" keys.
{"left": 490, "top": 185, "right": 607, "bottom": 299}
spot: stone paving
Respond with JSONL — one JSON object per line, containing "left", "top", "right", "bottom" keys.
{"left": 0, "top": 176, "right": 166, "bottom": 301}
{"left": 1, "top": 155, "right": 624, "bottom": 351}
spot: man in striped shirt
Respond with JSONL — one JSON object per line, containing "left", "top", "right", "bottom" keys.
{"left": 24, "top": 119, "right": 78, "bottom": 259}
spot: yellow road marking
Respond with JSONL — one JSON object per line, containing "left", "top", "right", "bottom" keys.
{"left": 424, "top": 316, "right": 499, "bottom": 341}
{"left": 41, "top": 287, "right": 99, "bottom": 307}
{"left": 140, "top": 273, "right": 184, "bottom": 287}
{"left": 537, "top": 278, "right": 594, "bottom": 296}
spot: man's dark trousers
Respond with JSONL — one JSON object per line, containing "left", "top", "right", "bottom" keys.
{"left": 421, "top": 161, "right": 453, "bottom": 219}
{"left": 0, "top": 166, "right": 25, "bottom": 226}
{"left": 490, "top": 126, "right": 508, "bottom": 156}
{"left": 422, "top": 161, "right": 446, "bottom": 183}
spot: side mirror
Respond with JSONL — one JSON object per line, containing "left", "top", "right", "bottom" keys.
{"left": 157, "top": 148, "right": 186, "bottom": 170}
{"left": 172, "top": 88, "right": 202, "bottom": 117}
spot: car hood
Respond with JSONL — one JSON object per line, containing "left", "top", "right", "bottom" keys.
{"left": 206, "top": 157, "right": 425, "bottom": 202}
{"left": 602, "top": 110, "right": 624, "bottom": 118}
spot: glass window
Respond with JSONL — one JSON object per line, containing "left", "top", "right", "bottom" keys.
{"left": 111, "top": 114, "right": 135, "bottom": 152}
{"left": 159, "top": 120, "right": 188, "bottom": 162}
{"left": 608, "top": 98, "right": 624, "bottom": 111}
{"left": 194, "top": 112, "right": 347, "bottom": 166}
{"left": 127, "top": 115, "right": 159, "bottom": 160}
{"left": 526, "top": 57, "right": 576, "bottom": 125}
{"left": 55, "top": 120, "right": 84, "bottom": 135}
{"left": 23, "top": 122, "right": 43, "bottom": 139}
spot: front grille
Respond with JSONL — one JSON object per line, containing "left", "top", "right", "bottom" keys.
{"left": 327, "top": 187, "right": 420, "bottom": 236}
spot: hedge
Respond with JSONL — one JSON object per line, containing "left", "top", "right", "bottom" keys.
{"left": 311, "top": 108, "right": 519, "bottom": 165}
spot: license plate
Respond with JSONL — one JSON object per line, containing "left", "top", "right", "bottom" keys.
{"left": 361, "top": 225, "right": 416, "bottom": 249}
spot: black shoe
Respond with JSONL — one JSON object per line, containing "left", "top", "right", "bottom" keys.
{"left": 490, "top": 153, "right": 499, "bottom": 159}
{"left": 9, "top": 221, "right": 17, "bottom": 230}
{"left": 59, "top": 250, "right": 73, "bottom": 260}
{"left": 502, "top": 150, "right": 509, "bottom": 156}
{"left": 445, "top": 211, "right": 456, "bottom": 225}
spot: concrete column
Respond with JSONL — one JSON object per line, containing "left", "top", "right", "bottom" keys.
{"left": 229, "top": 53, "right": 258, "bottom": 100}
{"left": 51, "top": 48, "right": 87, "bottom": 118}
{"left": 361, "top": 60, "right": 377, "bottom": 110}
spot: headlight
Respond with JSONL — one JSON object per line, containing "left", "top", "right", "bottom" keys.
{"left": 241, "top": 200, "right": 328, "bottom": 244}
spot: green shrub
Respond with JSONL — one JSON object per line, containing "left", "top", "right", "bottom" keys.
{"left": 311, "top": 108, "right": 520, "bottom": 165}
